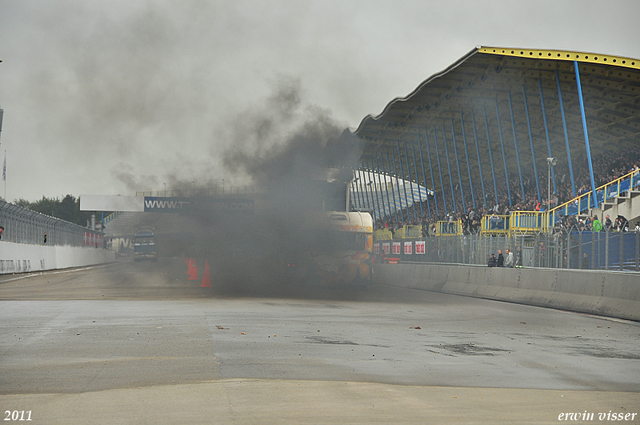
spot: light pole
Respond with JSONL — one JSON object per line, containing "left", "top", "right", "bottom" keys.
{"left": 546, "top": 157, "right": 557, "bottom": 231}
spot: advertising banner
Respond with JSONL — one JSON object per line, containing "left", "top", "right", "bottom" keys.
{"left": 415, "top": 240, "right": 426, "bottom": 254}
{"left": 392, "top": 242, "right": 401, "bottom": 255}
{"left": 382, "top": 243, "right": 390, "bottom": 255}
{"left": 404, "top": 241, "right": 412, "bottom": 255}
{"left": 143, "top": 197, "right": 254, "bottom": 214}
{"left": 143, "top": 197, "right": 192, "bottom": 212}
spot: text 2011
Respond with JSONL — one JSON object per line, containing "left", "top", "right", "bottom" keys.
{"left": 4, "top": 411, "right": 32, "bottom": 421}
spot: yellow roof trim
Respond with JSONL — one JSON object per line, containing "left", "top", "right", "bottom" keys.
{"left": 479, "top": 46, "right": 640, "bottom": 70}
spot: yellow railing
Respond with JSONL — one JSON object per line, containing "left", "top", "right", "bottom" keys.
{"left": 480, "top": 215, "right": 510, "bottom": 235}
{"left": 497, "top": 169, "right": 640, "bottom": 235}
{"left": 509, "top": 211, "right": 546, "bottom": 234}
{"left": 373, "top": 170, "right": 639, "bottom": 239}
{"left": 394, "top": 225, "right": 422, "bottom": 239}
{"left": 374, "top": 228, "right": 393, "bottom": 240}
{"left": 545, "top": 169, "right": 640, "bottom": 228}
{"left": 435, "top": 220, "right": 462, "bottom": 236}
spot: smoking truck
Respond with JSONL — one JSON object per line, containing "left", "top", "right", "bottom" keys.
{"left": 133, "top": 229, "right": 157, "bottom": 262}
{"left": 303, "top": 211, "right": 373, "bottom": 285}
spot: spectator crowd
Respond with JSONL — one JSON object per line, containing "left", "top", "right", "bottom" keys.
{"left": 368, "top": 148, "right": 640, "bottom": 236}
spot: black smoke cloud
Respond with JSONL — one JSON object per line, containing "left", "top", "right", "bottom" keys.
{"left": 167, "top": 79, "right": 364, "bottom": 296}
{"left": 223, "top": 77, "right": 360, "bottom": 185}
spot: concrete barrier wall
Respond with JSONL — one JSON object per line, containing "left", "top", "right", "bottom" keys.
{"left": 374, "top": 263, "right": 640, "bottom": 322}
{"left": 0, "top": 241, "right": 115, "bottom": 274}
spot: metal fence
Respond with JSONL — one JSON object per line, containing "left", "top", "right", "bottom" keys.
{"left": 0, "top": 199, "right": 103, "bottom": 247}
{"left": 374, "top": 227, "right": 640, "bottom": 271}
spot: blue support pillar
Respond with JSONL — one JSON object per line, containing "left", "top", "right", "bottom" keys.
{"left": 350, "top": 171, "right": 357, "bottom": 209}
{"left": 539, "top": 79, "right": 557, "bottom": 195}
{"left": 362, "top": 165, "right": 375, "bottom": 220}
{"left": 352, "top": 170, "right": 363, "bottom": 209}
{"left": 471, "top": 109, "right": 487, "bottom": 209}
{"left": 433, "top": 127, "right": 449, "bottom": 215}
{"left": 450, "top": 120, "right": 466, "bottom": 212}
{"left": 556, "top": 70, "right": 577, "bottom": 197}
{"left": 369, "top": 156, "right": 382, "bottom": 220}
{"left": 396, "top": 142, "right": 411, "bottom": 221}
{"left": 460, "top": 112, "right": 476, "bottom": 209}
{"left": 358, "top": 167, "right": 370, "bottom": 212}
{"left": 508, "top": 91, "right": 526, "bottom": 203}
{"left": 391, "top": 147, "right": 405, "bottom": 222}
{"left": 403, "top": 141, "right": 418, "bottom": 222}
{"left": 523, "top": 85, "right": 542, "bottom": 203}
{"left": 375, "top": 152, "right": 391, "bottom": 220}
{"left": 424, "top": 128, "right": 440, "bottom": 216}
{"left": 442, "top": 125, "right": 457, "bottom": 213}
{"left": 385, "top": 152, "right": 400, "bottom": 223}
{"left": 495, "top": 99, "right": 512, "bottom": 206}
{"left": 410, "top": 140, "right": 424, "bottom": 218}
{"left": 356, "top": 167, "right": 363, "bottom": 210}
{"left": 372, "top": 155, "right": 385, "bottom": 219}
{"left": 574, "top": 61, "right": 598, "bottom": 208}
{"left": 416, "top": 134, "right": 432, "bottom": 218}
{"left": 362, "top": 164, "right": 376, "bottom": 220}
{"left": 357, "top": 168, "right": 367, "bottom": 210}
{"left": 483, "top": 105, "right": 499, "bottom": 207}
{"left": 354, "top": 168, "right": 367, "bottom": 210}
{"left": 376, "top": 153, "right": 391, "bottom": 222}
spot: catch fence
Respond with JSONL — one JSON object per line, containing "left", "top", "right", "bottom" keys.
{"left": 374, "top": 227, "right": 640, "bottom": 271}
{"left": 0, "top": 199, "right": 103, "bottom": 247}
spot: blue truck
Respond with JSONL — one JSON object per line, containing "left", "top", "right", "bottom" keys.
{"left": 133, "top": 230, "right": 157, "bottom": 262}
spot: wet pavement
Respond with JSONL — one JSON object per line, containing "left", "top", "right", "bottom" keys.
{"left": 1, "top": 259, "right": 638, "bottom": 424}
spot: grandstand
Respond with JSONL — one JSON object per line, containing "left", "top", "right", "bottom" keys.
{"left": 350, "top": 46, "right": 640, "bottom": 270}
{"left": 352, "top": 46, "right": 640, "bottom": 232}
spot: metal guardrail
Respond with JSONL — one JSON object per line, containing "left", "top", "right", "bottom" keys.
{"left": 0, "top": 199, "right": 103, "bottom": 247}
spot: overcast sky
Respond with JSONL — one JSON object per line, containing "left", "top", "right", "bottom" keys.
{"left": 1, "top": 0, "right": 639, "bottom": 202}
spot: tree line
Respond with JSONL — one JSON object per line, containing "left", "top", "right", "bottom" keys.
{"left": 14, "top": 195, "right": 96, "bottom": 227}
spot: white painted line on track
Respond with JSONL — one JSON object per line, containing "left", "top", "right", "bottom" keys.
{"left": 0, "top": 263, "right": 113, "bottom": 283}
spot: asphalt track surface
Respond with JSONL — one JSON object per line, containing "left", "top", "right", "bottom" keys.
{"left": 0, "top": 258, "right": 638, "bottom": 424}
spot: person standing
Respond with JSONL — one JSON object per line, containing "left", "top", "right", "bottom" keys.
{"left": 497, "top": 250, "right": 505, "bottom": 267}
{"left": 604, "top": 215, "right": 612, "bottom": 232}
{"left": 592, "top": 216, "right": 603, "bottom": 232}
{"left": 505, "top": 249, "right": 515, "bottom": 268}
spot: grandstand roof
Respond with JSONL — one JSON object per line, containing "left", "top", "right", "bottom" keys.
{"left": 354, "top": 46, "right": 640, "bottom": 207}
